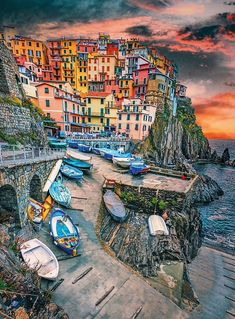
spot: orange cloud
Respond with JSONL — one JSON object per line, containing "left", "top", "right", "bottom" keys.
{"left": 193, "top": 92, "right": 235, "bottom": 139}
{"left": 163, "top": 3, "right": 205, "bottom": 16}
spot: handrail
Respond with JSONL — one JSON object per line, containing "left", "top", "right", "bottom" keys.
{"left": 0, "top": 146, "right": 65, "bottom": 167}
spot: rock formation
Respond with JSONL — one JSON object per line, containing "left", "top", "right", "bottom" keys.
{"left": 221, "top": 148, "right": 230, "bottom": 163}
{"left": 191, "top": 175, "right": 224, "bottom": 203}
{"left": 141, "top": 97, "right": 211, "bottom": 166}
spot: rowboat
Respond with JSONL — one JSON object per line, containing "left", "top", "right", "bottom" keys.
{"left": 102, "top": 149, "right": 132, "bottom": 161}
{"left": 48, "top": 140, "right": 67, "bottom": 149}
{"left": 113, "top": 156, "right": 135, "bottom": 168}
{"left": 42, "top": 195, "right": 54, "bottom": 221}
{"left": 66, "top": 149, "right": 91, "bottom": 162}
{"left": 49, "top": 176, "right": 71, "bottom": 207}
{"left": 64, "top": 158, "right": 93, "bottom": 172}
{"left": 43, "top": 160, "right": 63, "bottom": 193}
{"left": 130, "top": 162, "right": 150, "bottom": 175}
{"left": 50, "top": 209, "right": 80, "bottom": 256}
{"left": 92, "top": 147, "right": 101, "bottom": 155}
{"left": 20, "top": 238, "right": 59, "bottom": 280}
{"left": 77, "top": 144, "right": 92, "bottom": 153}
{"left": 68, "top": 140, "right": 78, "bottom": 149}
{"left": 27, "top": 195, "right": 53, "bottom": 223}
{"left": 60, "top": 164, "right": 83, "bottom": 180}
{"left": 103, "top": 190, "right": 127, "bottom": 222}
{"left": 148, "top": 215, "right": 169, "bottom": 236}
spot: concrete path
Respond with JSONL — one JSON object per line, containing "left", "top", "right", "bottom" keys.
{"left": 39, "top": 155, "right": 187, "bottom": 319}
{"left": 188, "top": 246, "right": 235, "bottom": 319}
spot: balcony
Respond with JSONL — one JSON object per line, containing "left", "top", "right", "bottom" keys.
{"left": 133, "top": 82, "right": 147, "bottom": 87}
{"left": 53, "top": 65, "right": 60, "bottom": 69}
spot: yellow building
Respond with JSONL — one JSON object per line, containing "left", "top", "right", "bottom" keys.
{"left": 104, "top": 93, "right": 118, "bottom": 131}
{"left": 75, "top": 57, "right": 88, "bottom": 96}
{"left": 60, "top": 39, "right": 77, "bottom": 88}
{"left": 118, "top": 75, "right": 133, "bottom": 99}
{"left": 11, "top": 37, "right": 48, "bottom": 66}
{"left": 85, "top": 92, "right": 111, "bottom": 132}
{"left": 88, "top": 54, "right": 116, "bottom": 82}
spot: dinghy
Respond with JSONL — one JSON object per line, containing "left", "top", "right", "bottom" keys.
{"left": 48, "top": 140, "right": 67, "bottom": 149}
{"left": 68, "top": 140, "right": 78, "bottom": 149}
{"left": 20, "top": 238, "right": 59, "bottom": 280}
{"left": 77, "top": 144, "right": 92, "bottom": 153}
{"left": 42, "top": 195, "right": 54, "bottom": 221}
{"left": 49, "top": 176, "right": 71, "bottom": 207}
{"left": 27, "top": 198, "right": 43, "bottom": 225}
{"left": 103, "top": 149, "right": 132, "bottom": 161}
{"left": 50, "top": 209, "right": 80, "bottom": 256}
{"left": 130, "top": 161, "right": 150, "bottom": 175}
{"left": 92, "top": 147, "right": 101, "bottom": 155}
{"left": 66, "top": 149, "right": 91, "bottom": 162}
{"left": 43, "top": 160, "right": 63, "bottom": 193}
{"left": 148, "top": 215, "right": 169, "bottom": 236}
{"left": 103, "top": 190, "right": 127, "bottom": 222}
{"left": 64, "top": 158, "right": 93, "bottom": 172}
{"left": 60, "top": 164, "right": 83, "bottom": 180}
{"left": 113, "top": 156, "right": 135, "bottom": 168}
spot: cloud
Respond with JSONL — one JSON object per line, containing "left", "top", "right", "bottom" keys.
{"left": 193, "top": 92, "right": 235, "bottom": 139}
{"left": 126, "top": 25, "right": 153, "bottom": 37}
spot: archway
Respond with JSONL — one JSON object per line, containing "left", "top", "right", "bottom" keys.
{"left": 30, "top": 175, "right": 42, "bottom": 202}
{"left": 0, "top": 185, "right": 19, "bottom": 223}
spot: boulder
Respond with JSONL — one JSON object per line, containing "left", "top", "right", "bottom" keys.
{"left": 221, "top": 148, "right": 230, "bottom": 163}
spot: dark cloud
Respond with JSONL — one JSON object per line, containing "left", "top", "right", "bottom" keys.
{"left": 224, "top": 1, "right": 235, "bottom": 5}
{"left": 224, "top": 81, "right": 235, "bottom": 87}
{"left": 180, "top": 12, "right": 235, "bottom": 42}
{"left": 0, "top": 0, "right": 140, "bottom": 32}
{"left": 126, "top": 25, "right": 153, "bottom": 37}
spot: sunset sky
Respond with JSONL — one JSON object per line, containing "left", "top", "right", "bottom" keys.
{"left": 1, "top": 0, "right": 235, "bottom": 139}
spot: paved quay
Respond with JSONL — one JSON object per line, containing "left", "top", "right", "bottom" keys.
{"left": 37, "top": 154, "right": 235, "bottom": 319}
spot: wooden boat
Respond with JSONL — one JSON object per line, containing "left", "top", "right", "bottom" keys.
{"left": 66, "top": 149, "right": 91, "bottom": 162}
{"left": 103, "top": 190, "right": 127, "bottom": 222}
{"left": 49, "top": 176, "right": 71, "bottom": 207}
{"left": 27, "top": 198, "right": 43, "bottom": 225}
{"left": 68, "top": 140, "right": 78, "bottom": 149}
{"left": 49, "top": 209, "right": 80, "bottom": 256}
{"left": 148, "top": 215, "right": 169, "bottom": 236}
{"left": 43, "top": 160, "right": 63, "bottom": 193}
{"left": 64, "top": 158, "right": 93, "bottom": 172}
{"left": 113, "top": 156, "right": 135, "bottom": 168}
{"left": 77, "top": 144, "right": 92, "bottom": 153}
{"left": 130, "top": 162, "right": 150, "bottom": 175}
{"left": 42, "top": 195, "right": 53, "bottom": 221}
{"left": 60, "top": 164, "right": 83, "bottom": 180}
{"left": 20, "top": 238, "right": 59, "bottom": 280}
{"left": 48, "top": 139, "right": 67, "bottom": 149}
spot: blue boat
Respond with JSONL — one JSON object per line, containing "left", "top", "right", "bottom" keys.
{"left": 77, "top": 144, "right": 92, "bottom": 153}
{"left": 64, "top": 158, "right": 93, "bottom": 172}
{"left": 49, "top": 209, "right": 80, "bottom": 256}
{"left": 92, "top": 147, "right": 101, "bottom": 155}
{"left": 103, "top": 149, "right": 132, "bottom": 161}
{"left": 68, "top": 140, "right": 78, "bottom": 149}
{"left": 49, "top": 176, "right": 71, "bottom": 207}
{"left": 130, "top": 162, "right": 150, "bottom": 175}
{"left": 60, "top": 164, "right": 83, "bottom": 180}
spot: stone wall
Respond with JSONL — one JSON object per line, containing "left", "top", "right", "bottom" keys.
{"left": 0, "top": 43, "right": 24, "bottom": 99}
{"left": 0, "top": 103, "right": 47, "bottom": 145}
{"left": 0, "top": 159, "right": 58, "bottom": 226}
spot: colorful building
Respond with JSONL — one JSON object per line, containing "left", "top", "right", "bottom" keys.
{"left": 176, "top": 82, "right": 187, "bottom": 98}
{"left": 117, "top": 98, "right": 156, "bottom": 140}
{"left": 11, "top": 36, "right": 48, "bottom": 67}
{"left": 133, "top": 63, "right": 156, "bottom": 100}
{"left": 104, "top": 93, "right": 118, "bottom": 131}
{"left": 118, "top": 75, "right": 133, "bottom": 100}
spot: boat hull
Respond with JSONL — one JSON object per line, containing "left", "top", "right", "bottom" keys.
{"left": 49, "top": 181, "right": 71, "bottom": 207}
{"left": 113, "top": 157, "right": 134, "bottom": 168}
{"left": 77, "top": 144, "right": 92, "bottom": 153}
{"left": 20, "top": 238, "right": 59, "bottom": 280}
{"left": 50, "top": 209, "right": 80, "bottom": 255}
{"left": 68, "top": 141, "right": 78, "bottom": 149}
{"left": 60, "top": 164, "right": 83, "bottom": 180}
{"left": 148, "top": 215, "right": 169, "bottom": 236}
{"left": 66, "top": 149, "right": 91, "bottom": 162}
{"left": 103, "top": 190, "right": 127, "bottom": 222}
{"left": 43, "top": 160, "right": 63, "bottom": 193}
{"left": 64, "top": 158, "right": 93, "bottom": 172}
{"left": 130, "top": 163, "right": 150, "bottom": 175}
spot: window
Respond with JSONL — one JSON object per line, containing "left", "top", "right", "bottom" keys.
{"left": 82, "top": 117, "right": 85, "bottom": 123}
{"left": 88, "top": 98, "right": 91, "bottom": 104}
{"left": 28, "top": 41, "right": 32, "bottom": 46}
{"left": 73, "top": 104, "right": 75, "bottom": 113}
{"left": 127, "top": 114, "right": 130, "bottom": 120}
{"left": 143, "top": 125, "right": 147, "bottom": 131}
{"left": 88, "top": 117, "right": 91, "bottom": 122}
{"left": 101, "top": 98, "right": 104, "bottom": 104}
{"left": 28, "top": 49, "right": 33, "bottom": 56}
{"left": 107, "top": 57, "right": 110, "bottom": 62}
{"left": 72, "top": 116, "right": 76, "bottom": 123}
{"left": 44, "top": 87, "right": 49, "bottom": 93}
{"left": 100, "top": 108, "right": 104, "bottom": 116}
{"left": 135, "top": 124, "right": 139, "bottom": 130}
{"left": 36, "top": 42, "right": 40, "bottom": 47}
{"left": 118, "top": 123, "right": 122, "bottom": 129}
{"left": 135, "top": 79, "right": 138, "bottom": 85}
{"left": 36, "top": 50, "right": 41, "bottom": 57}
{"left": 126, "top": 124, "right": 130, "bottom": 130}
{"left": 107, "top": 66, "right": 110, "bottom": 72}
{"left": 136, "top": 114, "right": 139, "bottom": 121}
{"left": 64, "top": 50, "right": 66, "bottom": 54}
{"left": 59, "top": 84, "right": 62, "bottom": 89}
{"left": 102, "top": 57, "right": 105, "bottom": 63}
{"left": 100, "top": 118, "right": 104, "bottom": 123}
{"left": 64, "top": 114, "right": 69, "bottom": 122}
{"left": 45, "top": 100, "right": 50, "bottom": 107}
{"left": 77, "top": 106, "right": 79, "bottom": 113}
{"left": 64, "top": 101, "right": 68, "bottom": 112}
{"left": 88, "top": 107, "right": 91, "bottom": 116}
{"left": 69, "top": 42, "right": 72, "bottom": 46}
{"left": 118, "top": 114, "right": 122, "bottom": 120}
{"left": 143, "top": 78, "right": 147, "bottom": 85}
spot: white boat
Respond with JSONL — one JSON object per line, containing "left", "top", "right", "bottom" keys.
{"left": 148, "top": 215, "right": 169, "bottom": 236}
{"left": 66, "top": 149, "right": 91, "bottom": 162}
{"left": 43, "top": 160, "right": 63, "bottom": 193}
{"left": 20, "top": 238, "right": 59, "bottom": 280}
{"left": 112, "top": 156, "right": 135, "bottom": 168}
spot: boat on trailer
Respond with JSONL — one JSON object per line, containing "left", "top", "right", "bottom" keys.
{"left": 103, "top": 190, "right": 127, "bottom": 222}
{"left": 20, "top": 238, "right": 59, "bottom": 280}
{"left": 50, "top": 209, "right": 80, "bottom": 256}
{"left": 148, "top": 215, "right": 169, "bottom": 236}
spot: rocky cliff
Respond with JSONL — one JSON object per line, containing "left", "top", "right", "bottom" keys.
{"left": 141, "top": 97, "right": 211, "bottom": 166}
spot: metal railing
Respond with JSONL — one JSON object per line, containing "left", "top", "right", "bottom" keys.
{"left": 0, "top": 145, "right": 65, "bottom": 167}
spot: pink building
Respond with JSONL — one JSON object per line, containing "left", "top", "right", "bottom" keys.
{"left": 104, "top": 79, "right": 119, "bottom": 96}
{"left": 36, "top": 82, "right": 90, "bottom": 133}
{"left": 133, "top": 63, "right": 155, "bottom": 100}
{"left": 117, "top": 98, "right": 156, "bottom": 140}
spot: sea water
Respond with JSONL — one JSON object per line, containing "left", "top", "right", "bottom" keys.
{"left": 194, "top": 139, "right": 235, "bottom": 253}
